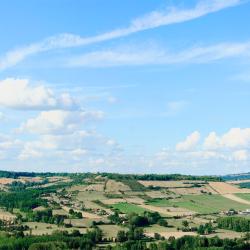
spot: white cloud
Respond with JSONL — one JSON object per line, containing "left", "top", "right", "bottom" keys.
{"left": 204, "top": 128, "right": 250, "bottom": 149}
{"left": 17, "top": 129, "right": 120, "bottom": 163}
{"left": 0, "top": 78, "right": 76, "bottom": 110}
{"left": 19, "top": 110, "right": 104, "bottom": 134}
{"left": 204, "top": 132, "right": 221, "bottom": 149}
{"left": 19, "top": 141, "right": 89, "bottom": 161}
{"left": 154, "top": 128, "right": 250, "bottom": 173}
{"left": 18, "top": 131, "right": 91, "bottom": 160}
{"left": 67, "top": 41, "right": 250, "bottom": 67}
{"left": 0, "top": 0, "right": 242, "bottom": 70}
{"left": 186, "top": 150, "right": 225, "bottom": 160}
{"left": 0, "top": 134, "right": 22, "bottom": 160}
{"left": 0, "top": 134, "right": 21, "bottom": 150}
{"left": 232, "top": 150, "right": 248, "bottom": 161}
{"left": 176, "top": 131, "right": 200, "bottom": 151}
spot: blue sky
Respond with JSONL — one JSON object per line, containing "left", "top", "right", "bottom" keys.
{"left": 0, "top": 0, "right": 250, "bottom": 174}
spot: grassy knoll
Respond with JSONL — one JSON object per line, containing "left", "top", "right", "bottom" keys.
{"left": 111, "top": 202, "right": 148, "bottom": 214}
{"left": 146, "top": 194, "right": 250, "bottom": 214}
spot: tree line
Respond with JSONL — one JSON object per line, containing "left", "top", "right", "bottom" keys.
{"left": 217, "top": 217, "right": 250, "bottom": 232}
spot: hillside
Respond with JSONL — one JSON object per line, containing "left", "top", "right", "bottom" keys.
{"left": 0, "top": 171, "right": 249, "bottom": 249}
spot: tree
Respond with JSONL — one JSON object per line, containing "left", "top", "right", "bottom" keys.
{"left": 154, "top": 233, "right": 161, "bottom": 240}
{"left": 117, "top": 231, "right": 127, "bottom": 242}
{"left": 182, "top": 220, "right": 189, "bottom": 228}
{"left": 158, "top": 219, "right": 168, "bottom": 227}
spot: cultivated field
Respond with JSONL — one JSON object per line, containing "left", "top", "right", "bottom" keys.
{"left": 0, "top": 209, "right": 16, "bottom": 221}
{"left": 146, "top": 194, "right": 250, "bottom": 214}
{"left": 1, "top": 172, "right": 250, "bottom": 247}
{"left": 209, "top": 182, "right": 250, "bottom": 194}
{"left": 111, "top": 202, "right": 148, "bottom": 214}
{"left": 222, "top": 194, "right": 250, "bottom": 205}
{"left": 236, "top": 193, "right": 250, "bottom": 201}
{"left": 228, "top": 179, "right": 250, "bottom": 184}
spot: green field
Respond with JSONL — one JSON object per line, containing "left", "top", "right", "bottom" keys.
{"left": 147, "top": 194, "right": 250, "bottom": 214}
{"left": 111, "top": 202, "right": 148, "bottom": 214}
{"left": 98, "top": 225, "right": 128, "bottom": 238}
{"left": 235, "top": 193, "right": 250, "bottom": 201}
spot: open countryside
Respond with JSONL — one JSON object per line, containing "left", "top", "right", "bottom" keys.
{"left": 0, "top": 171, "right": 250, "bottom": 249}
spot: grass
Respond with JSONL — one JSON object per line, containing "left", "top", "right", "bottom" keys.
{"left": 0, "top": 208, "right": 16, "bottom": 220}
{"left": 146, "top": 194, "right": 250, "bottom": 214}
{"left": 98, "top": 225, "right": 128, "bottom": 238}
{"left": 76, "top": 191, "right": 106, "bottom": 201}
{"left": 24, "top": 221, "right": 88, "bottom": 235}
{"left": 144, "top": 224, "right": 171, "bottom": 233}
{"left": 111, "top": 202, "right": 148, "bottom": 214}
{"left": 120, "top": 179, "right": 146, "bottom": 191}
{"left": 235, "top": 193, "right": 250, "bottom": 201}
{"left": 24, "top": 222, "right": 59, "bottom": 235}
{"left": 52, "top": 209, "right": 68, "bottom": 216}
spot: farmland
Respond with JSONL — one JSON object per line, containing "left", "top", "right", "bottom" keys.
{"left": 236, "top": 193, "right": 250, "bottom": 201}
{"left": 111, "top": 202, "right": 148, "bottom": 214}
{"left": 146, "top": 194, "right": 250, "bottom": 214}
{"left": 0, "top": 171, "right": 249, "bottom": 249}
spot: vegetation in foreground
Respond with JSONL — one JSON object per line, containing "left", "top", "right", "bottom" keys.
{"left": 0, "top": 170, "right": 249, "bottom": 249}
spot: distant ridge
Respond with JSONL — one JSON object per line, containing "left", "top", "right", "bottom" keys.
{"left": 222, "top": 173, "right": 250, "bottom": 181}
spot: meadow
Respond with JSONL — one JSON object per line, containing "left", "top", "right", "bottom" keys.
{"left": 111, "top": 202, "right": 148, "bottom": 214}
{"left": 146, "top": 194, "right": 250, "bottom": 214}
{"left": 236, "top": 193, "right": 250, "bottom": 201}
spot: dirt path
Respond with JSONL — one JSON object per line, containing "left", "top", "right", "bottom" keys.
{"left": 222, "top": 194, "right": 250, "bottom": 205}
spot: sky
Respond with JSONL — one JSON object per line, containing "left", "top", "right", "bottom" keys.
{"left": 0, "top": 0, "right": 250, "bottom": 175}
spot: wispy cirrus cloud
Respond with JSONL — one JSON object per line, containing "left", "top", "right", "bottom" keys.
{"left": 66, "top": 41, "right": 250, "bottom": 67}
{"left": 0, "top": 0, "right": 243, "bottom": 71}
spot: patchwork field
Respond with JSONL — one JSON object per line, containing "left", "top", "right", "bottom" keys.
{"left": 0, "top": 172, "right": 250, "bottom": 249}
{"left": 24, "top": 222, "right": 88, "bottom": 235}
{"left": 105, "top": 180, "right": 131, "bottom": 193}
{"left": 236, "top": 193, "right": 250, "bottom": 201}
{"left": 139, "top": 180, "right": 206, "bottom": 188}
{"left": 146, "top": 194, "right": 250, "bottom": 214}
{"left": 139, "top": 204, "right": 195, "bottom": 216}
{"left": 228, "top": 179, "right": 250, "bottom": 184}
{"left": 0, "top": 209, "right": 16, "bottom": 221}
{"left": 0, "top": 178, "right": 16, "bottom": 185}
{"left": 111, "top": 202, "right": 149, "bottom": 214}
{"left": 140, "top": 180, "right": 218, "bottom": 195}
{"left": 145, "top": 231, "right": 197, "bottom": 239}
{"left": 222, "top": 193, "right": 250, "bottom": 205}
{"left": 98, "top": 225, "right": 128, "bottom": 238}
{"left": 209, "top": 182, "right": 250, "bottom": 194}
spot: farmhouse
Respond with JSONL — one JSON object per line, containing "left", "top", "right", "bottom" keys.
{"left": 240, "top": 209, "right": 250, "bottom": 215}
